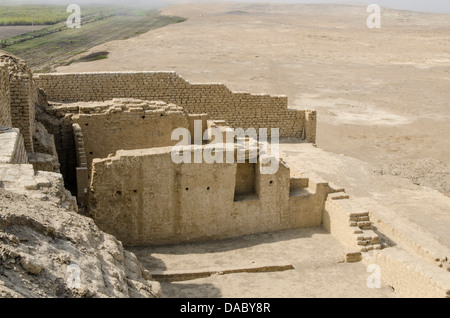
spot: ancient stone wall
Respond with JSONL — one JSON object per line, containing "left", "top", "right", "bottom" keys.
{"left": 34, "top": 103, "right": 77, "bottom": 193}
{"left": 27, "top": 153, "right": 59, "bottom": 173}
{"left": 0, "top": 62, "right": 11, "bottom": 128}
{"left": 34, "top": 72, "right": 316, "bottom": 141}
{"left": 70, "top": 99, "right": 190, "bottom": 171}
{"left": 322, "top": 193, "right": 381, "bottom": 259}
{"left": 65, "top": 99, "right": 191, "bottom": 205}
{"left": 370, "top": 247, "right": 450, "bottom": 298}
{"left": 88, "top": 146, "right": 330, "bottom": 245}
{"left": 0, "top": 53, "right": 37, "bottom": 152}
{"left": 0, "top": 128, "right": 28, "bottom": 164}
{"left": 37, "top": 99, "right": 191, "bottom": 196}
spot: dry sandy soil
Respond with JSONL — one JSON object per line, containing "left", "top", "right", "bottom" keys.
{"left": 54, "top": 3, "right": 450, "bottom": 297}
{"left": 129, "top": 227, "right": 396, "bottom": 298}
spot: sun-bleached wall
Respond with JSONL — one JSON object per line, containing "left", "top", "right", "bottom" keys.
{"left": 34, "top": 72, "right": 316, "bottom": 142}
{"left": 0, "top": 62, "right": 11, "bottom": 128}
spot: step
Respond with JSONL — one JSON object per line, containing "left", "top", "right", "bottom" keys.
{"left": 289, "top": 187, "right": 312, "bottom": 198}
{"left": 151, "top": 262, "right": 294, "bottom": 282}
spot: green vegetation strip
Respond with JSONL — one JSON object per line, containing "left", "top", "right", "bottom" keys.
{"left": 0, "top": 5, "right": 117, "bottom": 26}
{"left": 1, "top": 6, "right": 186, "bottom": 71}
{"left": 0, "top": 5, "right": 68, "bottom": 26}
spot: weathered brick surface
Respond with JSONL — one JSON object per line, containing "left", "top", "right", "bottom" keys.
{"left": 0, "top": 62, "right": 11, "bottom": 128}
{"left": 0, "top": 128, "right": 28, "bottom": 164}
{"left": 34, "top": 72, "right": 316, "bottom": 141}
{"left": 323, "top": 195, "right": 381, "bottom": 253}
{"left": 371, "top": 247, "right": 450, "bottom": 298}
{"left": 1, "top": 53, "right": 37, "bottom": 152}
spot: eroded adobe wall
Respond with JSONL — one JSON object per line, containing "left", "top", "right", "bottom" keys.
{"left": 34, "top": 104, "right": 77, "bottom": 194}
{"left": 370, "top": 247, "right": 450, "bottom": 298}
{"left": 35, "top": 99, "right": 193, "bottom": 195}
{"left": 0, "top": 62, "right": 11, "bottom": 128}
{"left": 322, "top": 193, "right": 381, "bottom": 253}
{"left": 88, "top": 146, "right": 328, "bottom": 245}
{"left": 0, "top": 128, "right": 28, "bottom": 164}
{"left": 68, "top": 99, "right": 191, "bottom": 205}
{"left": 34, "top": 72, "right": 316, "bottom": 142}
{"left": 0, "top": 53, "right": 37, "bottom": 152}
{"left": 70, "top": 100, "right": 190, "bottom": 172}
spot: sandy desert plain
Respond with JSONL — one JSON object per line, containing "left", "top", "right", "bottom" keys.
{"left": 1, "top": 2, "right": 450, "bottom": 299}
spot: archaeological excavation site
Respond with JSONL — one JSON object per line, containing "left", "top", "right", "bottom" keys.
{"left": 0, "top": 49, "right": 449, "bottom": 299}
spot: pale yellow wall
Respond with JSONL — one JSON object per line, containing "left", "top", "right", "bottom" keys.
{"left": 0, "top": 128, "right": 28, "bottom": 164}
{"left": 88, "top": 147, "right": 328, "bottom": 245}
{"left": 322, "top": 194, "right": 381, "bottom": 252}
{"left": 72, "top": 108, "right": 189, "bottom": 172}
{"left": 370, "top": 247, "right": 450, "bottom": 298}
{"left": 68, "top": 100, "right": 191, "bottom": 206}
{"left": 34, "top": 72, "right": 315, "bottom": 141}
{"left": 0, "top": 55, "right": 37, "bottom": 152}
{"left": 0, "top": 63, "right": 11, "bottom": 128}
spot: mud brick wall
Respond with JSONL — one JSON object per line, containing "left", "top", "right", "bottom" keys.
{"left": 34, "top": 72, "right": 316, "bottom": 142}
{"left": 70, "top": 102, "right": 189, "bottom": 171}
{"left": 0, "top": 128, "right": 28, "bottom": 164}
{"left": 0, "top": 54, "right": 37, "bottom": 152}
{"left": 9, "top": 71, "right": 36, "bottom": 152}
{"left": 0, "top": 62, "right": 11, "bottom": 128}
{"left": 40, "top": 99, "right": 190, "bottom": 198}
{"left": 371, "top": 247, "right": 450, "bottom": 298}
{"left": 88, "top": 147, "right": 330, "bottom": 245}
{"left": 323, "top": 194, "right": 381, "bottom": 253}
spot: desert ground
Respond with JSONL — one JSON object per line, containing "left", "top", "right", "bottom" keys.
{"left": 129, "top": 227, "right": 396, "bottom": 298}
{"left": 51, "top": 3, "right": 449, "bottom": 297}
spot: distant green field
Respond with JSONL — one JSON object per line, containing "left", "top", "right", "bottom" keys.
{"left": 0, "top": 5, "right": 67, "bottom": 25}
{"left": 0, "top": 6, "right": 186, "bottom": 72}
{"left": 0, "top": 5, "right": 117, "bottom": 26}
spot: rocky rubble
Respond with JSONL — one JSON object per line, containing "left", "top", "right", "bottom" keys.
{"left": 375, "top": 158, "right": 449, "bottom": 196}
{"left": 0, "top": 188, "right": 162, "bottom": 298}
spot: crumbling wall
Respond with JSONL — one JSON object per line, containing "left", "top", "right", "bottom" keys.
{"left": 88, "top": 146, "right": 329, "bottom": 245}
{"left": 0, "top": 62, "right": 11, "bottom": 128}
{"left": 34, "top": 72, "right": 316, "bottom": 142}
{"left": 370, "top": 247, "right": 450, "bottom": 298}
{"left": 70, "top": 99, "right": 190, "bottom": 172}
{"left": 34, "top": 103, "right": 77, "bottom": 193}
{"left": 322, "top": 193, "right": 381, "bottom": 262}
{"left": 0, "top": 53, "right": 37, "bottom": 152}
{"left": 72, "top": 123, "right": 88, "bottom": 206}
{"left": 0, "top": 128, "right": 28, "bottom": 164}
{"left": 32, "top": 121, "right": 57, "bottom": 157}
{"left": 37, "top": 99, "right": 191, "bottom": 197}
{"left": 27, "top": 153, "right": 59, "bottom": 173}
{"left": 69, "top": 99, "right": 190, "bottom": 207}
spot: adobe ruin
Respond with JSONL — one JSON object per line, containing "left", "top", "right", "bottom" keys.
{"left": 1, "top": 51, "right": 449, "bottom": 298}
